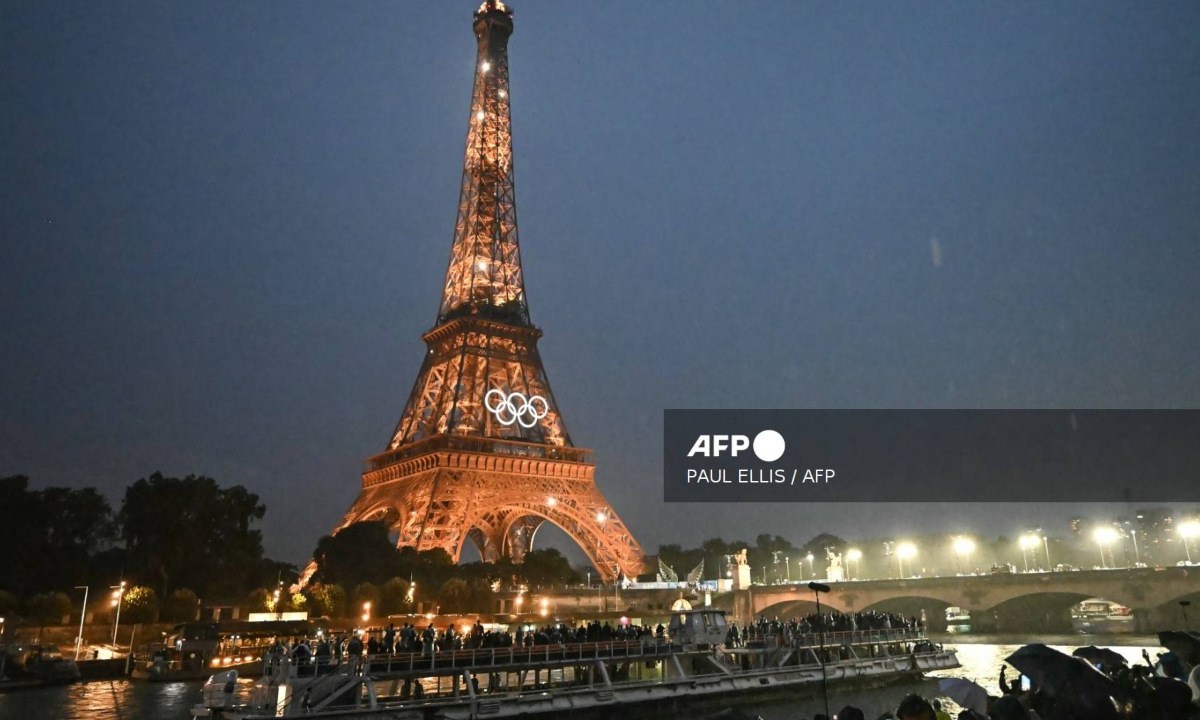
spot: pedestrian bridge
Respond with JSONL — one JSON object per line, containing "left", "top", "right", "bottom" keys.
{"left": 736, "top": 567, "right": 1198, "bottom": 632}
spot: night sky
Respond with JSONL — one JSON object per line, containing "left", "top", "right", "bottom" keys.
{"left": 3, "top": 2, "right": 1198, "bottom": 566}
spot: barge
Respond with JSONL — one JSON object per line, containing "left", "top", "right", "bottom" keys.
{"left": 191, "top": 610, "right": 958, "bottom": 719}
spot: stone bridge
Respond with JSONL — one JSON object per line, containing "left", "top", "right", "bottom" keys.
{"left": 736, "top": 567, "right": 1199, "bottom": 633}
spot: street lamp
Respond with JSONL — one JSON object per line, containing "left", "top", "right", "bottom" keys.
{"left": 805, "top": 553, "right": 815, "bottom": 580}
{"left": 1019, "top": 534, "right": 1040, "bottom": 572}
{"left": 74, "top": 586, "right": 89, "bottom": 661}
{"left": 784, "top": 555, "right": 791, "bottom": 582}
{"left": 846, "top": 548, "right": 862, "bottom": 580}
{"left": 110, "top": 581, "right": 126, "bottom": 646}
{"left": 896, "top": 543, "right": 917, "bottom": 578}
{"left": 952, "top": 537, "right": 976, "bottom": 576}
{"left": 1178, "top": 520, "right": 1200, "bottom": 564}
{"left": 1093, "top": 526, "right": 1118, "bottom": 569}
{"left": 1037, "top": 529, "right": 1052, "bottom": 570}
{"left": 361, "top": 601, "right": 371, "bottom": 624}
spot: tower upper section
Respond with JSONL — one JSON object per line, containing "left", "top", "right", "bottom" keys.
{"left": 438, "top": 0, "right": 529, "bottom": 327}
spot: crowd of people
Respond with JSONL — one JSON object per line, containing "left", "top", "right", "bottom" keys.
{"left": 266, "top": 618, "right": 663, "bottom": 670}
{"left": 731, "top": 610, "right": 924, "bottom": 647}
{"left": 798, "top": 649, "right": 1200, "bottom": 720}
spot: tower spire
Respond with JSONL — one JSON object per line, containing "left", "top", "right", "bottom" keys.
{"left": 439, "top": 0, "right": 527, "bottom": 326}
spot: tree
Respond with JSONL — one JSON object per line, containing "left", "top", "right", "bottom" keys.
{"left": 245, "top": 588, "right": 272, "bottom": 612}
{"left": 515, "top": 549, "right": 579, "bottom": 587}
{"left": 800, "top": 533, "right": 848, "bottom": 559}
{"left": 379, "top": 577, "right": 411, "bottom": 616}
{"left": 439, "top": 579, "right": 471, "bottom": 613}
{"left": 120, "top": 472, "right": 268, "bottom": 599}
{"left": 0, "top": 476, "right": 117, "bottom": 596}
{"left": 121, "top": 586, "right": 159, "bottom": 624}
{"left": 311, "top": 522, "right": 401, "bottom": 589}
{"left": 701, "top": 538, "right": 735, "bottom": 580}
{"left": 305, "top": 584, "right": 346, "bottom": 619}
{"left": 162, "top": 589, "right": 200, "bottom": 622}
{"left": 0, "top": 590, "right": 18, "bottom": 617}
{"left": 351, "top": 582, "right": 380, "bottom": 616}
{"left": 26, "top": 592, "right": 71, "bottom": 626}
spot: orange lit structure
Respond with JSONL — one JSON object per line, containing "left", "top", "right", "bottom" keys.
{"left": 328, "top": 1, "right": 643, "bottom": 582}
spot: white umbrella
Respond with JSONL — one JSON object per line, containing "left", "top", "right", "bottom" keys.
{"left": 937, "top": 677, "right": 990, "bottom": 714}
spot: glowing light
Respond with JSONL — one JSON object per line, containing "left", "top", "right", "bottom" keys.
{"left": 1019, "top": 534, "right": 1040, "bottom": 550}
{"left": 546, "top": 497, "right": 557, "bottom": 506}
{"left": 481, "top": 61, "right": 491, "bottom": 72}
{"left": 476, "top": 110, "right": 485, "bottom": 121}
{"left": 952, "top": 537, "right": 976, "bottom": 556}
{"left": 846, "top": 548, "right": 862, "bottom": 561}
{"left": 595, "top": 512, "right": 606, "bottom": 523}
{"left": 1179, "top": 520, "right": 1200, "bottom": 539}
{"left": 1093, "top": 527, "right": 1118, "bottom": 545}
{"left": 897, "top": 542, "right": 917, "bottom": 560}
{"left": 498, "top": 90, "right": 507, "bottom": 98}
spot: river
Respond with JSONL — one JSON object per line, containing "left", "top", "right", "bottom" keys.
{"left": 0, "top": 637, "right": 1162, "bottom": 720}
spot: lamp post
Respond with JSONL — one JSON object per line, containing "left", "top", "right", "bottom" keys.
{"left": 110, "top": 581, "right": 126, "bottom": 646}
{"left": 74, "top": 586, "right": 89, "bottom": 661}
{"left": 808, "top": 581, "right": 833, "bottom": 720}
{"left": 1019, "top": 534, "right": 1040, "bottom": 572}
{"left": 952, "top": 537, "right": 975, "bottom": 576}
{"left": 883, "top": 541, "right": 895, "bottom": 579}
{"left": 897, "top": 543, "right": 916, "bottom": 578}
{"left": 1178, "top": 520, "right": 1199, "bottom": 564}
{"left": 846, "top": 548, "right": 862, "bottom": 580}
{"left": 805, "top": 553, "right": 815, "bottom": 580}
{"left": 1093, "top": 526, "right": 1118, "bottom": 569}
{"left": 784, "top": 556, "right": 791, "bottom": 582}
{"left": 1039, "top": 530, "right": 1052, "bottom": 570}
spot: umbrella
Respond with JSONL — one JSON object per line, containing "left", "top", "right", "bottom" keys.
{"left": 1157, "top": 631, "right": 1200, "bottom": 666}
{"left": 1005, "top": 644, "right": 1125, "bottom": 717}
{"left": 1072, "top": 645, "right": 1129, "bottom": 671}
{"left": 937, "top": 677, "right": 990, "bottom": 714}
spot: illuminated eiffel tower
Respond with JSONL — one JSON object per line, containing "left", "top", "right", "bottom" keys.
{"left": 327, "top": 0, "right": 643, "bottom": 582}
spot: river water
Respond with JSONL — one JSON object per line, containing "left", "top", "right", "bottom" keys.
{"left": 0, "top": 638, "right": 1161, "bottom": 720}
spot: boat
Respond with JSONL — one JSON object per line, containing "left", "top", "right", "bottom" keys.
{"left": 0, "top": 644, "right": 81, "bottom": 688}
{"left": 944, "top": 607, "right": 970, "bottom": 624}
{"left": 190, "top": 610, "right": 958, "bottom": 719}
{"left": 134, "top": 619, "right": 318, "bottom": 682}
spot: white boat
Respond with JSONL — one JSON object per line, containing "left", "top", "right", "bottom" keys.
{"left": 190, "top": 610, "right": 958, "bottom": 719}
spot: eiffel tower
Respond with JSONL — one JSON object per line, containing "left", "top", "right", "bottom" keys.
{"left": 327, "top": 0, "right": 644, "bottom": 582}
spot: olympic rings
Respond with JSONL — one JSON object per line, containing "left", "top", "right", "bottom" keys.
{"left": 485, "top": 389, "right": 549, "bottom": 429}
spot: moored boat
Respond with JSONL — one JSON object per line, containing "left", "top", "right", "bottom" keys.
{"left": 134, "top": 619, "right": 317, "bottom": 682}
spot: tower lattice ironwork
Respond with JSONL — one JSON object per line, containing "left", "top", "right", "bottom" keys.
{"left": 326, "top": 0, "right": 644, "bottom": 582}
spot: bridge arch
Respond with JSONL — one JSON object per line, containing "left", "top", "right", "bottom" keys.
{"left": 757, "top": 599, "right": 829, "bottom": 620}
{"left": 858, "top": 595, "right": 954, "bottom": 631}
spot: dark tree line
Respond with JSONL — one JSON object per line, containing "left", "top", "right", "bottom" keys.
{"left": 310, "top": 521, "right": 581, "bottom": 591}
{"left": 0, "top": 473, "right": 289, "bottom": 607}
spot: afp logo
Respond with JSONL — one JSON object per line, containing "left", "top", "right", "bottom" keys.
{"left": 686, "top": 429, "right": 786, "bottom": 462}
